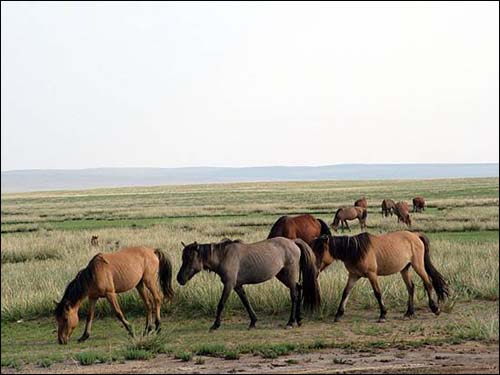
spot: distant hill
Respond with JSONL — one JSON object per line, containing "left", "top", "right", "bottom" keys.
{"left": 1, "top": 163, "right": 498, "bottom": 193}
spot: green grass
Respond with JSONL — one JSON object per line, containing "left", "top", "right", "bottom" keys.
{"left": 1, "top": 177, "right": 498, "bottom": 366}
{"left": 174, "top": 351, "right": 192, "bottom": 362}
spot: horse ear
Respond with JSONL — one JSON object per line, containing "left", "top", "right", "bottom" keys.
{"left": 181, "top": 241, "right": 186, "bottom": 247}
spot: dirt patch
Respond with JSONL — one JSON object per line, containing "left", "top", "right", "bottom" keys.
{"left": 5, "top": 342, "right": 498, "bottom": 374}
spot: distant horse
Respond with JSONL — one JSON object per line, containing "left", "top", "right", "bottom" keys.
{"left": 177, "top": 238, "right": 320, "bottom": 330}
{"left": 311, "top": 231, "right": 449, "bottom": 322}
{"left": 413, "top": 196, "right": 426, "bottom": 213}
{"left": 55, "top": 247, "right": 174, "bottom": 344}
{"left": 332, "top": 207, "right": 368, "bottom": 232}
{"left": 90, "top": 236, "right": 99, "bottom": 246}
{"left": 381, "top": 199, "right": 396, "bottom": 217}
{"left": 395, "top": 201, "right": 412, "bottom": 226}
{"left": 267, "top": 214, "right": 331, "bottom": 245}
{"left": 354, "top": 197, "right": 368, "bottom": 209}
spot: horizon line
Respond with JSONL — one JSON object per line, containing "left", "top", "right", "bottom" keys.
{"left": 2, "top": 161, "right": 499, "bottom": 173}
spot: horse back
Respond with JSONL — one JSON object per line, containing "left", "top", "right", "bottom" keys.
{"left": 92, "top": 247, "right": 157, "bottom": 294}
{"left": 369, "top": 231, "right": 422, "bottom": 275}
{"left": 229, "top": 238, "right": 300, "bottom": 286}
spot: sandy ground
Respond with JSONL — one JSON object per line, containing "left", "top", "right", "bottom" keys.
{"left": 4, "top": 342, "right": 498, "bottom": 374}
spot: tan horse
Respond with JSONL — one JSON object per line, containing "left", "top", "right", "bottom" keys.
{"left": 311, "top": 231, "right": 449, "bottom": 322}
{"left": 332, "top": 207, "right": 367, "bottom": 232}
{"left": 395, "top": 201, "right": 412, "bottom": 226}
{"left": 55, "top": 247, "right": 174, "bottom": 344}
{"left": 354, "top": 197, "right": 368, "bottom": 209}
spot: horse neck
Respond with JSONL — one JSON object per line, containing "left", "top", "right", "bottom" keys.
{"left": 328, "top": 236, "right": 348, "bottom": 262}
{"left": 201, "top": 244, "right": 222, "bottom": 273}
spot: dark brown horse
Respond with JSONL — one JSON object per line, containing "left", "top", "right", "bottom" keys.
{"left": 177, "top": 238, "right": 320, "bottom": 330}
{"left": 90, "top": 236, "right": 99, "bottom": 246}
{"left": 381, "top": 199, "right": 396, "bottom": 217}
{"left": 354, "top": 197, "right": 368, "bottom": 209}
{"left": 268, "top": 214, "right": 331, "bottom": 245}
{"left": 395, "top": 201, "right": 412, "bottom": 226}
{"left": 332, "top": 207, "right": 367, "bottom": 232}
{"left": 311, "top": 231, "right": 449, "bottom": 322}
{"left": 413, "top": 196, "right": 426, "bottom": 213}
{"left": 55, "top": 247, "right": 174, "bottom": 344}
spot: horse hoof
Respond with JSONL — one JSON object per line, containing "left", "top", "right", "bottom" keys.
{"left": 209, "top": 325, "right": 219, "bottom": 332}
{"left": 296, "top": 320, "right": 302, "bottom": 327}
{"left": 377, "top": 318, "right": 386, "bottom": 323}
{"left": 77, "top": 335, "right": 89, "bottom": 343}
{"left": 403, "top": 314, "right": 415, "bottom": 320}
{"left": 285, "top": 324, "right": 294, "bottom": 330}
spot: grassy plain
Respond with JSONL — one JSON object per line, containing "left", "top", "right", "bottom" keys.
{"left": 1, "top": 177, "right": 498, "bottom": 370}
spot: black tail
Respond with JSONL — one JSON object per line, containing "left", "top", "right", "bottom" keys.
{"left": 419, "top": 234, "right": 449, "bottom": 302}
{"left": 317, "top": 218, "right": 332, "bottom": 237}
{"left": 332, "top": 208, "right": 342, "bottom": 227}
{"left": 155, "top": 249, "right": 174, "bottom": 301}
{"left": 267, "top": 216, "right": 287, "bottom": 239}
{"left": 294, "top": 239, "right": 321, "bottom": 311}
{"left": 361, "top": 208, "right": 368, "bottom": 221}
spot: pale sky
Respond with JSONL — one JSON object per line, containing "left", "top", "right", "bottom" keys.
{"left": 1, "top": 1, "right": 498, "bottom": 171}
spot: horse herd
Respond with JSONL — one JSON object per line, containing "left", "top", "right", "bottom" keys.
{"left": 55, "top": 196, "right": 448, "bottom": 346}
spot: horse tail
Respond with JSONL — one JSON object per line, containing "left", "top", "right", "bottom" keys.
{"left": 267, "top": 216, "right": 287, "bottom": 239}
{"left": 294, "top": 239, "right": 321, "bottom": 311}
{"left": 361, "top": 207, "right": 368, "bottom": 220}
{"left": 317, "top": 218, "right": 332, "bottom": 236}
{"left": 333, "top": 208, "right": 342, "bottom": 226}
{"left": 418, "top": 234, "right": 449, "bottom": 302}
{"left": 154, "top": 249, "right": 174, "bottom": 301}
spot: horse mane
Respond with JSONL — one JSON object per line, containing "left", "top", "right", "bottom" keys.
{"left": 329, "top": 232, "right": 372, "bottom": 262}
{"left": 317, "top": 218, "right": 332, "bottom": 236}
{"left": 200, "top": 238, "right": 241, "bottom": 264}
{"left": 267, "top": 216, "right": 287, "bottom": 239}
{"left": 55, "top": 262, "right": 95, "bottom": 318}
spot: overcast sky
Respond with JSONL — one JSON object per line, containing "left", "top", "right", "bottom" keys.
{"left": 1, "top": 1, "right": 498, "bottom": 171}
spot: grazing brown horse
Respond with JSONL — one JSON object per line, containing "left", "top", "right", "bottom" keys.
{"left": 332, "top": 207, "right": 367, "bottom": 232}
{"left": 267, "top": 214, "right": 331, "bottom": 245}
{"left": 311, "top": 231, "right": 449, "bottom": 322}
{"left": 177, "top": 238, "right": 320, "bottom": 330}
{"left": 354, "top": 197, "right": 368, "bottom": 209}
{"left": 381, "top": 199, "right": 396, "bottom": 217}
{"left": 395, "top": 201, "right": 412, "bottom": 226}
{"left": 413, "top": 196, "right": 426, "bottom": 213}
{"left": 55, "top": 247, "right": 174, "bottom": 344}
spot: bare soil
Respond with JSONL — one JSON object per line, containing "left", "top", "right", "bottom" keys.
{"left": 4, "top": 342, "right": 498, "bottom": 374}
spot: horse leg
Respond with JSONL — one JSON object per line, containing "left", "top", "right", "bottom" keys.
{"left": 400, "top": 266, "right": 415, "bottom": 319}
{"left": 211, "top": 282, "right": 234, "bottom": 331}
{"left": 78, "top": 297, "right": 97, "bottom": 342}
{"left": 106, "top": 293, "right": 134, "bottom": 336}
{"left": 295, "top": 283, "right": 303, "bottom": 326}
{"left": 234, "top": 285, "right": 258, "bottom": 329}
{"left": 412, "top": 262, "right": 440, "bottom": 315}
{"left": 367, "top": 272, "right": 387, "bottom": 322}
{"left": 345, "top": 220, "right": 351, "bottom": 232}
{"left": 143, "top": 277, "right": 164, "bottom": 332}
{"left": 136, "top": 281, "right": 154, "bottom": 335}
{"left": 334, "top": 274, "right": 359, "bottom": 322}
{"left": 286, "top": 284, "right": 298, "bottom": 328}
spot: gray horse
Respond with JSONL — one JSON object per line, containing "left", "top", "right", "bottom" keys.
{"left": 177, "top": 238, "right": 321, "bottom": 331}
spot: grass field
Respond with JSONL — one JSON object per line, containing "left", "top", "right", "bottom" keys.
{"left": 1, "top": 177, "right": 498, "bottom": 371}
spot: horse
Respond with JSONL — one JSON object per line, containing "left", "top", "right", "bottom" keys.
{"left": 90, "top": 235, "right": 99, "bottom": 246}
{"left": 413, "top": 196, "right": 426, "bottom": 213}
{"left": 381, "top": 199, "right": 396, "bottom": 217}
{"left": 311, "top": 231, "right": 449, "bottom": 322}
{"left": 395, "top": 201, "right": 412, "bottom": 226}
{"left": 267, "top": 214, "right": 331, "bottom": 245}
{"left": 177, "top": 238, "right": 321, "bottom": 331}
{"left": 331, "top": 207, "right": 368, "bottom": 232}
{"left": 354, "top": 197, "right": 368, "bottom": 209}
{"left": 55, "top": 247, "right": 174, "bottom": 344}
